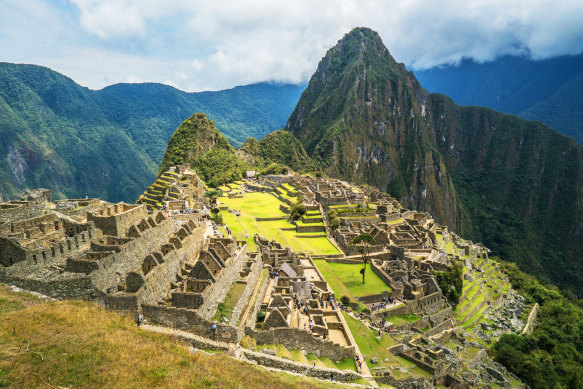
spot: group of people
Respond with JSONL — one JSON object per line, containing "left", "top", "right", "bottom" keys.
{"left": 376, "top": 317, "right": 392, "bottom": 335}
{"left": 370, "top": 295, "right": 397, "bottom": 312}
{"left": 355, "top": 353, "right": 366, "bottom": 371}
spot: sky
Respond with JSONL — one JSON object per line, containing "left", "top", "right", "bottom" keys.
{"left": 1, "top": 0, "right": 583, "bottom": 92}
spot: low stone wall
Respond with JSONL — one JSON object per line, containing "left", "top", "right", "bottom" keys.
{"left": 230, "top": 260, "right": 263, "bottom": 326}
{"left": 371, "top": 261, "right": 396, "bottom": 290}
{"left": 429, "top": 307, "right": 453, "bottom": 325}
{"left": 374, "top": 374, "right": 427, "bottom": 389}
{"left": 424, "top": 318, "right": 455, "bottom": 337}
{"left": 296, "top": 224, "right": 325, "bottom": 233}
{"left": 255, "top": 217, "right": 287, "bottom": 221}
{"left": 0, "top": 270, "right": 99, "bottom": 300}
{"left": 245, "top": 327, "right": 355, "bottom": 361}
{"left": 242, "top": 349, "right": 361, "bottom": 382}
{"left": 375, "top": 303, "right": 409, "bottom": 318}
{"left": 142, "top": 304, "right": 243, "bottom": 343}
{"left": 246, "top": 182, "right": 275, "bottom": 193}
{"left": 358, "top": 292, "right": 393, "bottom": 304}
{"left": 0, "top": 202, "right": 44, "bottom": 225}
{"left": 197, "top": 245, "right": 249, "bottom": 319}
{"left": 246, "top": 270, "right": 270, "bottom": 328}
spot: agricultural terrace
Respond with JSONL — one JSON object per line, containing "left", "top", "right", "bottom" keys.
{"left": 218, "top": 192, "right": 341, "bottom": 255}
{"left": 313, "top": 260, "right": 391, "bottom": 308}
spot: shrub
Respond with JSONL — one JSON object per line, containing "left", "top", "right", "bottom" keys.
{"left": 256, "top": 309, "right": 266, "bottom": 322}
{"left": 340, "top": 296, "right": 350, "bottom": 306}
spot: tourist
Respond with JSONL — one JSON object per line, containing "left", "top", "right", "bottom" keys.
{"left": 330, "top": 373, "right": 333, "bottom": 382}
{"left": 137, "top": 313, "right": 143, "bottom": 327}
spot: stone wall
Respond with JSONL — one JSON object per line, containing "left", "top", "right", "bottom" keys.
{"left": 245, "top": 327, "right": 355, "bottom": 361}
{"left": 230, "top": 259, "right": 263, "bottom": 326}
{"left": 197, "top": 244, "right": 249, "bottom": 319}
{"left": 0, "top": 202, "right": 44, "bottom": 225}
{"left": 1, "top": 228, "right": 95, "bottom": 268}
{"left": 241, "top": 349, "right": 361, "bottom": 382}
{"left": 0, "top": 270, "right": 99, "bottom": 300}
{"left": 90, "top": 219, "right": 175, "bottom": 294}
{"left": 374, "top": 374, "right": 427, "bottom": 389}
{"left": 104, "top": 222, "right": 207, "bottom": 311}
{"left": 296, "top": 224, "right": 326, "bottom": 233}
{"left": 142, "top": 304, "right": 242, "bottom": 343}
{"left": 87, "top": 204, "right": 147, "bottom": 237}
{"left": 246, "top": 270, "right": 271, "bottom": 328}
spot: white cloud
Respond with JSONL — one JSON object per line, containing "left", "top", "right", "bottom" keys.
{"left": 1, "top": 0, "right": 582, "bottom": 91}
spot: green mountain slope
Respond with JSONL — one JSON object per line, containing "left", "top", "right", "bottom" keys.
{"left": 0, "top": 62, "right": 304, "bottom": 202}
{"left": 414, "top": 54, "right": 583, "bottom": 145}
{"left": 286, "top": 27, "right": 463, "bottom": 231}
{"left": 241, "top": 130, "right": 314, "bottom": 172}
{"left": 158, "top": 112, "right": 249, "bottom": 187}
{"left": 286, "top": 27, "right": 583, "bottom": 293}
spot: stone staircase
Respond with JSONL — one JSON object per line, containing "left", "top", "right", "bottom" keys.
{"left": 138, "top": 171, "right": 182, "bottom": 210}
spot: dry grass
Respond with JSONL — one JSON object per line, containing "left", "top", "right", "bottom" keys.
{"left": 0, "top": 285, "right": 344, "bottom": 388}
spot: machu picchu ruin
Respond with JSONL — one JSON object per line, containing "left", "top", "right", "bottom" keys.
{"left": 0, "top": 167, "right": 533, "bottom": 388}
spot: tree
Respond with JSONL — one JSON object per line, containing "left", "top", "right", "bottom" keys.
{"left": 204, "top": 189, "right": 223, "bottom": 206}
{"left": 350, "top": 233, "right": 375, "bottom": 283}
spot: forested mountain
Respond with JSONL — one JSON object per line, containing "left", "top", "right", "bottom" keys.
{"left": 415, "top": 53, "right": 583, "bottom": 145}
{"left": 286, "top": 27, "right": 583, "bottom": 294}
{"left": 0, "top": 62, "right": 304, "bottom": 202}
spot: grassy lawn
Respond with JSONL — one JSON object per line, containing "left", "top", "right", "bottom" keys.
{"left": 342, "top": 313, "right": 431, "bottom": 379}
{"left": 385, "top": 313, "right": 420, "bottom": 327}
{"left": 313, "top": 260, "right": 391, "bottom": 300}
{"left": 0, "top": 285, "right": 342, "bottom": 389}
{"left": 219, "top": 192, "right": 340, "bottom": 255}
{"left": 212, "top": 282, "right": 247, "bottom": 322}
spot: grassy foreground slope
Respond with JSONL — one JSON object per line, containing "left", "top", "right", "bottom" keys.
{"left": 0, "top": 285, "right": 336, "bottom": 389}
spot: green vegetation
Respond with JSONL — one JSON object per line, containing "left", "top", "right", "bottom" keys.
{"left": 241, "top": 130, "right": 317, "bottom": 172}
{"left": 212, "top": 282, "right": 246, "bottom": 322}
{"left": 285, "top": 26, "right": 583, "bottom": 296}
{"left": 385, "top": 313, "right": 420, "bottom": 327}
{"left": 349, "top": 233, "right": 376, "bottom": 284}
{"left": 493, "top": 262, "right": 583, "bottom": 389}
{"left": 157, "top": 112, "right": 252, "bottom": 187}
{"left": 313, "top": 260, "right": 391, "bottom": 305}
{"left": 288, "top": 197, "right": 307, "bottom": 221}
{"left": 0, "top": 63, "right": 304, "bottom": 202}
{"left": 434, "top": 263, "right": 463, "bottom": 305}
{"left": 219, "top": 192, "right": 340, "bottom": 255}
{"left": 342, "top": 313, "right": 430, "bottom": 379}
{"left": 0, "top": 285, "right": 340, "bottom": 389}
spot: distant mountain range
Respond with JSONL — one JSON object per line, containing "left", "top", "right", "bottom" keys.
{"left": 0, "top": 62, "right": 304, "bottom": 202}
{"left": 415, "top": 53, "right": 583, "bottom": 145}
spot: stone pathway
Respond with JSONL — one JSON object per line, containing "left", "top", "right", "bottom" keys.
{"left": 339, "top": 312, "right": 378, "bottom": 387}
{"left": 141, "top": 323, "right": 235, "bottom": 351}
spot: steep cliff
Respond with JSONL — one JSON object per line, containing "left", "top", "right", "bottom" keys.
{"left": 286, "top": 27, "right": 462, "bottom": 231}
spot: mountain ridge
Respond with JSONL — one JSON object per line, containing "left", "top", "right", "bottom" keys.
{"left": 0, "top": 62, "right": 304, "bottom": 202}
{"left": 286, "top": 27, "right": 583, "bottom": 293}
{"left": 414, "top": 53, "right": 583, "bottom": 145}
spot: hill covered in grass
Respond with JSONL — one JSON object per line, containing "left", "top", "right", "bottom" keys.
{"left": 0, "top": 284, "right": 336, "bottom": 388}
{"left": 0, "top": 62, "right": 304, "bottom": 202}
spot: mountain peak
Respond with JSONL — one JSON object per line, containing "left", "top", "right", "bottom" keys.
{"left": 324, "top": 27, "right": 396, "bottom": 67}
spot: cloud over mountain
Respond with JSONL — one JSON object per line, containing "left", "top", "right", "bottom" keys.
{"left": 2, "top": 0, "right": 582, "bottom": 91}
